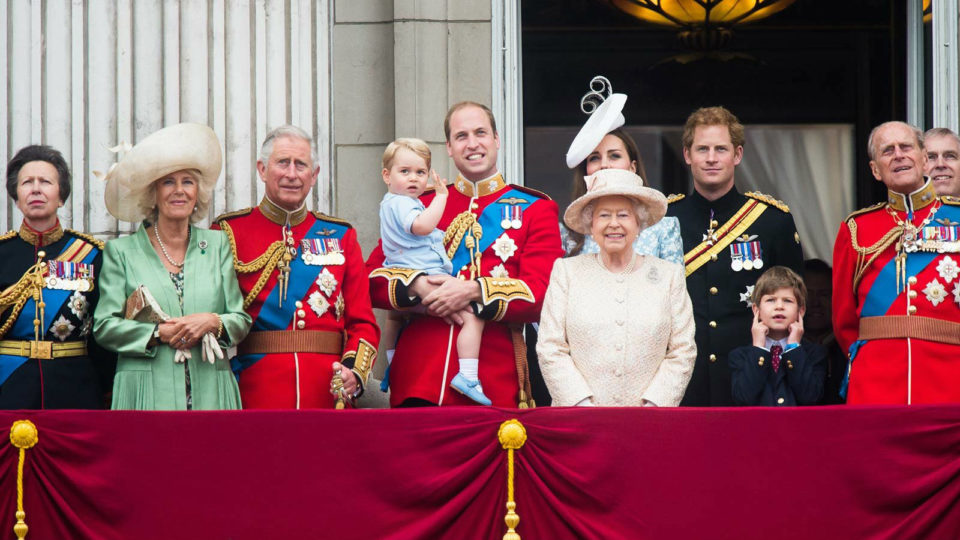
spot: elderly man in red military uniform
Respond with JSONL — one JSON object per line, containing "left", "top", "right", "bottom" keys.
{"left": 214, "top": 125, "right": 379, "bottom": 409}
{"left": 833, "top": 121, "right": 960, "bottom": 404}
{"left": 367, "top": 102, "right": 563, "bottom": 407}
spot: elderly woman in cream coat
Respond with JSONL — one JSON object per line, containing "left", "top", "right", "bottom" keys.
{"left": 537, "top": 168, "right": 695, "bottom": 406}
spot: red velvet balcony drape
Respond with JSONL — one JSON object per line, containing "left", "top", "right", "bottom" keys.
{"left": 2, "top": 406, "right": 960, "bottom": 540}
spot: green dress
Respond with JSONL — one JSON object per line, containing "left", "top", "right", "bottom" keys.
{"left": 93, "top": 225, "right": 252, "bottom": 410}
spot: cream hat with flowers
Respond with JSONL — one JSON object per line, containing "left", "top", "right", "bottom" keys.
{"left": 563, "top": 168, "right": 667, "bottom": 234}
{"left": 102, "top": 123, "right": 222, "bottom": 222}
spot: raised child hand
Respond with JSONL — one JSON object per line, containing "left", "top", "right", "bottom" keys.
{"left": 787, "top": 313, "right": 804, "bottom": 344}
{"left": 751, "top": 308, "right": 769, "bottom": 348}
{"left": 432, "top": 170, "right": 448, "bottom": 196}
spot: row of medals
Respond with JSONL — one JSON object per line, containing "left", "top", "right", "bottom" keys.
{"left": 731, "top": 253, "right": 763, "bottom": 272}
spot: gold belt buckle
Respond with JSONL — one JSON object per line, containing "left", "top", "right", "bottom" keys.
{"left": 29, "top": 341, "right": 53, "bottom": 360}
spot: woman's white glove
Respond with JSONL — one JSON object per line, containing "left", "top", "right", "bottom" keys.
{"left": 201, "top": 332, "right": 224, "bottom": 365}
{"left": 173, "top": 349, "right": 191, "bottom": 364}
{"left": 575, "top": 397, "right": 595, "bottom": 407}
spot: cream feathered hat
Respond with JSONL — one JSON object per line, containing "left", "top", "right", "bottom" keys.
{"left": 563, "top": 168, "right": 667, "bottom": 234}
{"left": 565, "top": 75, "right": 627, "bottom": 169}
{"left": 102, "top": 123, "right": 222, "bottom": 223}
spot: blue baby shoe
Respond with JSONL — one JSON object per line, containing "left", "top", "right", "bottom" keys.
{"left": 450, "top": 373, "right": 492, "bottom": 406}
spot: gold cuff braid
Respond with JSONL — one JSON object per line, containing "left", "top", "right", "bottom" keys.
{"left": 344, "top": 338, "right": 377, "bottom": 386}
{"left": 477, "top": 277, "right": 535, "bottom": 306}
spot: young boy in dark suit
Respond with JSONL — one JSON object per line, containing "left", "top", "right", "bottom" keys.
{"left": 730, "top": 266, "right": 826, "bottom": 406}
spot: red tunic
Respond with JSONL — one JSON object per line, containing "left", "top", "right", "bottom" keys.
{"left": 367, "top": 174, "right": 563, "bottom": 407}
{"left": 833, "top": 182, "right": 960, "bottom": 404}
{"left": 214, "top": 199, "right": 379, "bottom": 409}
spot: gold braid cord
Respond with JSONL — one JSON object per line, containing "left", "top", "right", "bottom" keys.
{"left": 498, "top": 420, "right": 527, "bottom": 540}
{"left": 10, "top": 420, "right": 38, "bottom": 540}
{"left": 847, "top": 219, "right": 902, "bottom": 290}
{"left": 0, "top": 261, "right": 47, "bottom": 339}
{"left": 443, "top": 210, "right": 483, "bottom": 278}
{"left": 220, "top": 221, "right": 286, "bottom": 309}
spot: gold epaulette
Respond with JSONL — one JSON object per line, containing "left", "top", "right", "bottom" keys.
{"left": 745, "top": 191, "right": 789, "bottom": 213}
{"left": 213, "top": 207, "right": 253, "bottom": 223}
{"left": 0, "top": 231, "right": 16, "bottom": 243}
{"left": 666, "top": 193, "right": 685, "bottom": 204}
{"left": 941, "top": 195, "right": 960, "bottom": 206}
{"left": 65, "top": 229, "right": 105, "bottom": 249}
{"left": 311, "top": 211, "right": 353, "bottom": 228}
{"left": 843, "top": 202, "right": 886, "bottom": 222}
{"left": 511, "top": 184, "right": 552, "bottom": 201}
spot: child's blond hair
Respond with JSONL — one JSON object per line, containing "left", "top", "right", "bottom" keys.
{"left": 382, "top": 138, "right": 431, "bottom": 170}
{"left": 752, "top": 266, "right": 807, "bottom": 309}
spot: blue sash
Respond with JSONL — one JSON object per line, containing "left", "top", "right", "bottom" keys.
{"left": 0, "top": 238, "right": 99, "bottom": 385}
{"left": 448, "top": 189, "right": 536, "bottom": 273}
{"left": 232, "top": 219, "right": 349, "bottom": 375}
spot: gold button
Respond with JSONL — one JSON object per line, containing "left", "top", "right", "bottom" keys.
{"left": 296, "top": 309, "right": 306, "bottom": 318}
{"left": 908, "top": 276, "right": 918, "bottom": 285}
{"left": 777, "top": 397, "right": 785, "bottom": 404}
{"left": 908, "top": 290, "right": 918, "bottom": 298}
{"left": 758, "top": 358, "right": 764, "bottom": 366}
{"left": 710, "top": 254, "right": 718, "bottom": 262}
{"left": 709, "top": 354, "right": 717, "bottom": 362}
{"left": 295, "top": 301, "right": 304, "bottom": 308}
{"left": 787, "top": 361, "right": 794, "bottom": 369}
{"left": 296, "top": 320, "right": 306, "bottom": 329}
{"left": 908, "top": 305, "right": 917, "bottom": 314}
{"left": 710, "top": 220, "right": 719, "bottom": 228}
{"left": 709, "top": 287, "right": 718, "bottom": 295}
{"left": 709, "top": 321, "right": 717, "bottom": 328}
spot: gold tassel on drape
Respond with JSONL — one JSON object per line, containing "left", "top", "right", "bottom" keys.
{"left": 9, "top": 420, "right": 38, "bottom": 540}
{"left": 498, "top": 419, "right": 527, "bottom": 540}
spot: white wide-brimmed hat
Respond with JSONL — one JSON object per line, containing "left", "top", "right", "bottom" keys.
{"left": 565, "top": 76, "right": 627, "bottom": 169}
{"left": 103, "top": 123, "right": 222, "bottom": 222}
{"left": 563, "top": 168, "right": 667, "bottom": 234}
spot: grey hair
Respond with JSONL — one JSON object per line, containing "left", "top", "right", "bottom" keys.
{"left": 259, "top": 125, "right": 318, "bottom": 166}
{"left": 580, "top": 196, "right": 649, "bottom": 233}
{"left": 138, "top": 169, "right": 213, "bottom": 224}
{"left": 924, "top": 127, "right": 960, "bottom": 147}
{"left": 867, "top": 121, "right": 924, "bottom": 161}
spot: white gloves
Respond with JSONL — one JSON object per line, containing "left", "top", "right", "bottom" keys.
{"left": 172, "top": 332, "right": 223, "bottom": 365}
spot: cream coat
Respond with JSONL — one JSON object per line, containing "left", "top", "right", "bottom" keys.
{"left": 537, "top": 254, "right": 696, "bottom": 406}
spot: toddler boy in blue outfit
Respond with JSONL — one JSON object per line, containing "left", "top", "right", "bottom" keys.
{"left": 378, "top": 138, "right": 489, "bottom": 405}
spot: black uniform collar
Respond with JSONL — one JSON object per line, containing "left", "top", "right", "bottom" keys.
{"left": 18, "top": 220, "right": 64, "bottom": 247}
{"left": 259, "top": 196, "right": 308, "bottom": 226}
{"left": 689, "top": 185, "right": 744, "bottom": 215}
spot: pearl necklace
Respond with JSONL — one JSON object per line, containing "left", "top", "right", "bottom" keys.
{"left": 154, "top": 224, "right": 189, "bottom": 268}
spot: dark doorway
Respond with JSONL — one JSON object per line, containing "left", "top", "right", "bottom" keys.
{"left": 521, "top": 0, "right": 908, "bottom": 216}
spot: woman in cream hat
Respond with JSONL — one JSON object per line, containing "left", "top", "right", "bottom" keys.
{"left": 561, "top": 76, "right": 683, "bottom": 264}
{"left": 93, "top": 123, "right": 251, "bottom": 410}
{"left": 537, "top": 168, "right": 696, "bottom": 407}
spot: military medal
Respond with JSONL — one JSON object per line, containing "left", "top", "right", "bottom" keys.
{"left": 301, "top": 238, "right": 345, "bottom": 266}
{"left": 500, "top": 206, "right": 523, "bottom": 230}
{"left": 301, "top": 240, "right": 315, "bottom": 264}
{"left": 750, "top": 241, "right": 764, "bottom": 269}
{"left": 46, "top": 261, "right": 94, "bottom": 291}
{"left": 730, "top": 244, "right": 743, "bottom": 272}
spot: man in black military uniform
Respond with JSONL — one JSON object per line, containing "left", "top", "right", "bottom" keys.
{"left": 667, "top": 106, "right": 804, "bottom": 406}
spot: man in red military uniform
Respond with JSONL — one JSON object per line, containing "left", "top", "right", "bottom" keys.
{"left": 214, "top": 125, "right": 379, "bottom": 409}
{"left": 367, "top": 102, "right": 563, "bottom": 407}
{"left": 833, "top": 121, "right": 960, "bottom": 404}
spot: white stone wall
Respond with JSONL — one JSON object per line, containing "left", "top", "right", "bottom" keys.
{"left": 1, "top": 0, "right": 333, "bottom": 237}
